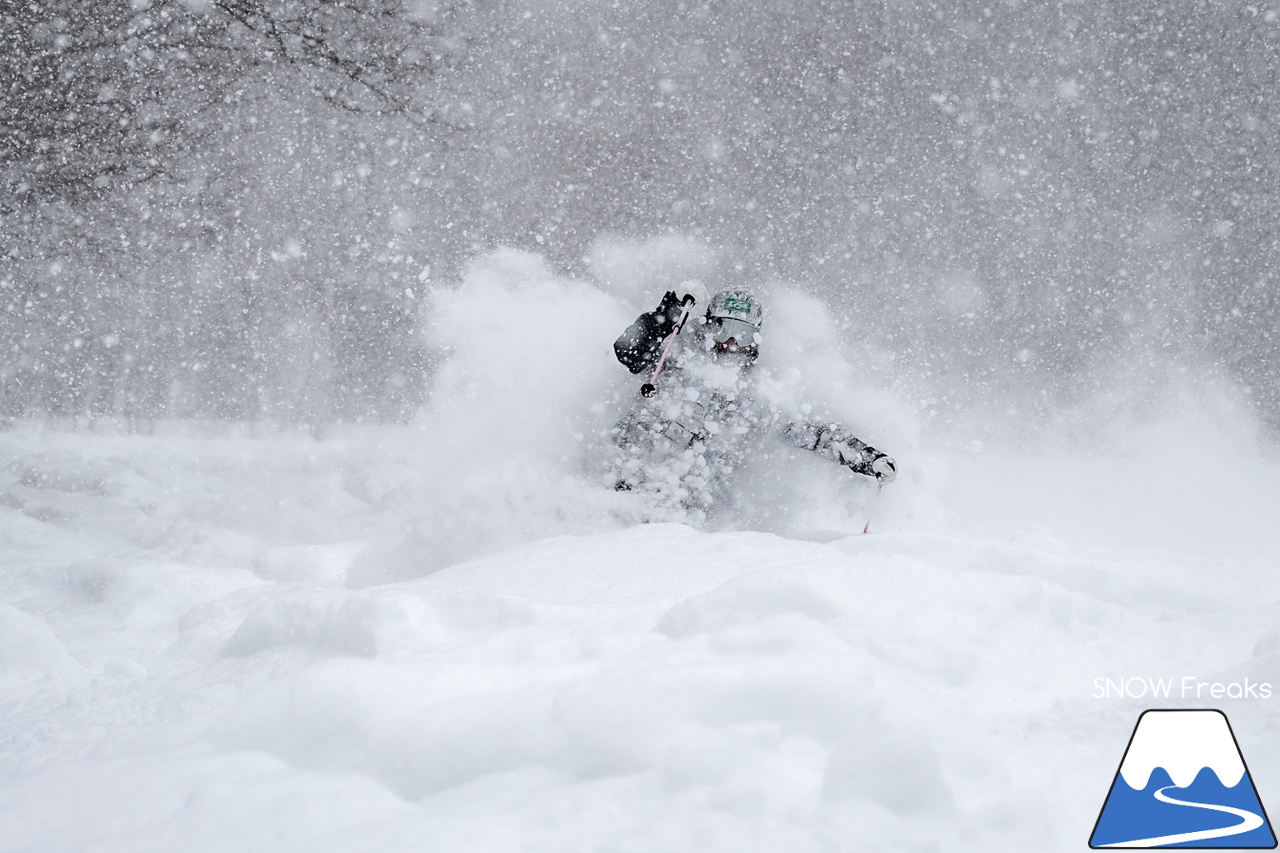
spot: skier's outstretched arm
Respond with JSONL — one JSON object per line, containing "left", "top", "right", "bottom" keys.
{"left": 784, "top": 421, "right": 897, "bottom": 482}
{"left": 613, "top": 291, "right": 684, "bottom": 374}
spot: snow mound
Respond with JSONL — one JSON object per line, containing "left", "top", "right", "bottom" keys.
{"left": 0, "top": 604, "right": 82, "bottom": 689}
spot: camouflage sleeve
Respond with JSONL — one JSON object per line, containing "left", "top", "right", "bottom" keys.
{"left": 783, "top": 421, "right": 886, "bottom": 478}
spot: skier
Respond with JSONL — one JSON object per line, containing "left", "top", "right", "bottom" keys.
{"left": 609, "top": 281, "right": 896, "bottom": 521}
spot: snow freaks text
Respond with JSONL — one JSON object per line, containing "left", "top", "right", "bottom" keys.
{"left": 1093, "top": 677, "right": 1273, "bottom": 701}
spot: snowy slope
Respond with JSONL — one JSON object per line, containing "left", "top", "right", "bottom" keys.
{"left": 4, "top": 253, "right": 1280, "bottom": 852}
{"left": 3, "top": 417, "right": 1280, "bottom": 853}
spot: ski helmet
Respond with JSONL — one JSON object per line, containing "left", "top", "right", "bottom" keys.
{"left": 705, "top": 289, "right": 763, "bottom": 357}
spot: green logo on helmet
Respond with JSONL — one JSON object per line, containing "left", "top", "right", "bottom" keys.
{"left": 723, "top": 297, "right": 753, "bottom": 315}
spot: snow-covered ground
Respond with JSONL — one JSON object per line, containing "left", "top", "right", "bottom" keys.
{"left": 5, "top": 254, "right": 1280, "bottom": 851}
{"left": 4, "top": 418, "right": 1280, "bottom": 852}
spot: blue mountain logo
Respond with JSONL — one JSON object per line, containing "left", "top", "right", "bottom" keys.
{"left": 1091, "top": 709, "right": 1276, "bottom": 848}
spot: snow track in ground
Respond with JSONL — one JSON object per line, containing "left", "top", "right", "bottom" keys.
{"left": 3, "top": 422, "right": 1280, "bottom": 852}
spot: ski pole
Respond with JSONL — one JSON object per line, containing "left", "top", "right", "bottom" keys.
{"left": 862, "top": 479, "right": 885, "bottom": 534}
{"left": 640, "top": 294, "right": 697, "bottom": 397}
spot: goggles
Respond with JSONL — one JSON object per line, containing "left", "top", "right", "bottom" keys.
{"left": 707, "top": 316, "right": 759, "bottom": 345}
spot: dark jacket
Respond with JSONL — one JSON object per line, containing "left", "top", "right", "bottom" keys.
{"left": 613, "top": 291, "right": 686, "bottom": 375}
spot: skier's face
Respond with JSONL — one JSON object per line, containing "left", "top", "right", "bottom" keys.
{"left": 705, "top": 331, "right": 758, "bottom": 368}
{"left": 705, "top": 315, "right": 759, "bottom": 359}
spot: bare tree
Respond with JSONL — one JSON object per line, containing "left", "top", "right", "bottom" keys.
{"left": 0, "top": 0, "right": 459, "bottom": 210}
